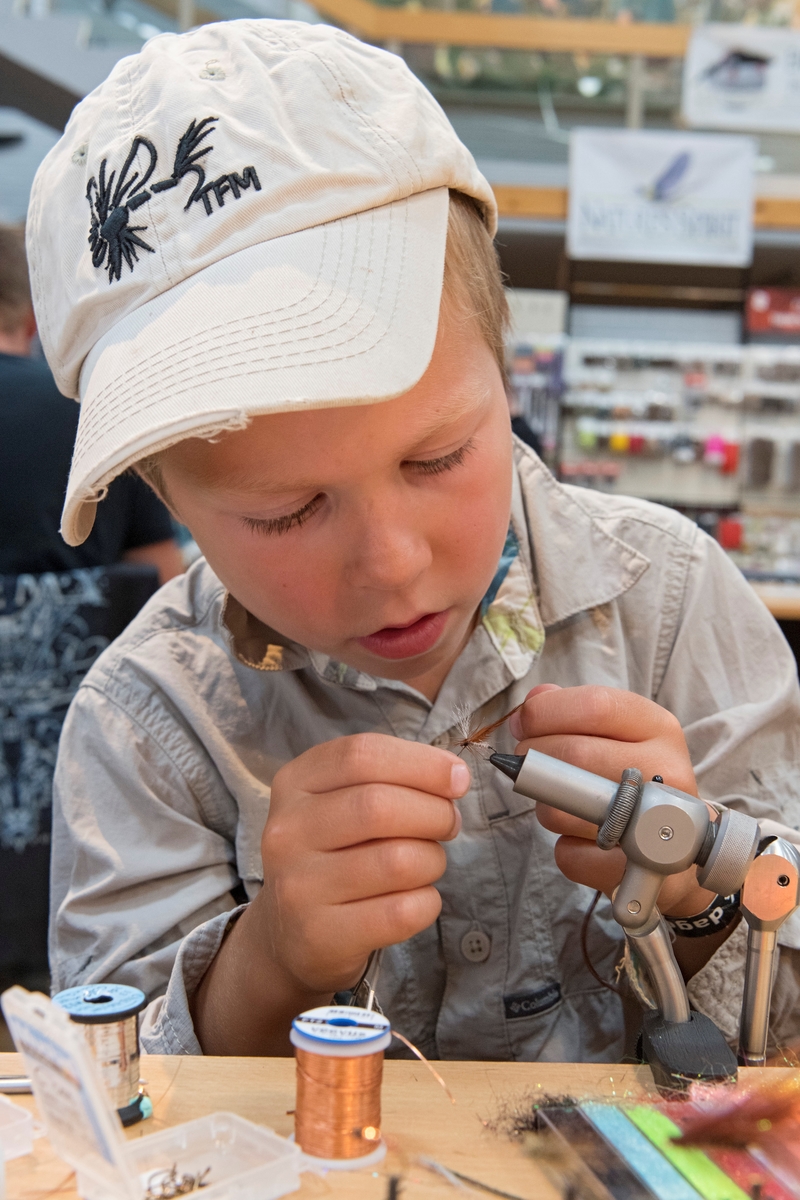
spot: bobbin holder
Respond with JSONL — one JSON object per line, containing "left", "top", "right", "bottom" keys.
{"left": 491, "top": 749, "right": 762, "bottom": 1089}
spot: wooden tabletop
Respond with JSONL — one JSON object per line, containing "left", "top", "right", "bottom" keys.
{"left": 750, "top": 580, "right": 800, "bottom": 621}
{"left": 3, "top": 1049, "right": 675, "bottom": 1200}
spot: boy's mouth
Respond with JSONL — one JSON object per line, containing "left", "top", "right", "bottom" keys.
{"left": 356, "top": 610, "right": 449, "bottom": 660}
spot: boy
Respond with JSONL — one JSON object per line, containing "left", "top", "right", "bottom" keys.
{"left": 35, "top": 20, "right": 800, "bottom": 1061}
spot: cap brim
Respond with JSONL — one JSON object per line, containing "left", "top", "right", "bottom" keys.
{"left": 62, "top": 187, "right": 450, "bottom": 546}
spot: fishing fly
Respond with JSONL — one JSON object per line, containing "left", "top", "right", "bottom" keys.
{"left": 452, "top": 701, "right": 523, "bottom": 756}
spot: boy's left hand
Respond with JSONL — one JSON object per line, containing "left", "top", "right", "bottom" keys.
{"left": 510, "top": 684, "right": 715, "bottom": 920}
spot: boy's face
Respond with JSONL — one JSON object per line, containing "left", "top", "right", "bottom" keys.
{"left": 158, "top": 308, "right": 513, "bottom": 698}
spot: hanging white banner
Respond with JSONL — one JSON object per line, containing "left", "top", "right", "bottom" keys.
{"left": 567, "top": 128, "right": 755, "bottom": 267}
{"left": 683, "top": 24, "right": 800, "bottom": 133}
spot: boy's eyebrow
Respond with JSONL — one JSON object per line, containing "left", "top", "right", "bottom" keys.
{"left": 196, "top": 387, "right": 491, "bottom": 496}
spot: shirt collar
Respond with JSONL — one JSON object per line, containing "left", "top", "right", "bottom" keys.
{"left": 512, "top": 443, "right": 650, "bottom": 627}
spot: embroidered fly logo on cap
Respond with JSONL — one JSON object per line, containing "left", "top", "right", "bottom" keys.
{"left": 86, "top": 135, "right": 159, "bottom": 283}
{"left": 150, "top": 115, "right": 219, "bottom": 208}
{"left": 85, "top": 117, "right": 262, "bottom": 283}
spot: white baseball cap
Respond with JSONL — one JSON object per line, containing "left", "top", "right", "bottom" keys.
{"left": 27, "top": 19, "right": 496, "bottom": 545}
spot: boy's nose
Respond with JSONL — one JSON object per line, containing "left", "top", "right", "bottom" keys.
{"left": 344, "top": 514, "right": 432, "bottom": 593}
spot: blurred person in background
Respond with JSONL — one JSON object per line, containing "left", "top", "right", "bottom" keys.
{"left": 0, "top": 224, "right": 183, "bottom": 1022}
{"left": 0, "top": 224, "right": 184, "bottom": 579}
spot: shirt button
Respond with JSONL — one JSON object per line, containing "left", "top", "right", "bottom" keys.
{"left": 460, "top": 927, "right": 491, "bottom": 963}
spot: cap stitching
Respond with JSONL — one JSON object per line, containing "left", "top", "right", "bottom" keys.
{"left": 301, "top": 46, "right": 420, "bottom": 195}
{"left": 73, "top": 207, "right": 388, "bottom": 457}
{"left": 75, "top": 205, "right": 379, "bottom": 444}
{"left": 70, "top": 203, "right": 418, "bottom": 483}
{"left": 74, "top": 216, "right": 355, "bottom": 450}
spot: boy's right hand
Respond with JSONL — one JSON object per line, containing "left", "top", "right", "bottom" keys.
{"left": 254, "top": 733, "right": 469, "bottom": 996}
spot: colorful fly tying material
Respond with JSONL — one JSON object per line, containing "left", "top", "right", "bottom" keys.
{"left": 663, "top": 1079, "right": 800, "bottom": 1200}
{"left": 626, "top": 1106, "right": 751, "bottom": 1200}
{"left": 290, "top": 1006, "right": 390, "bottom": 1168}
{"left": 537, "top": 1104, "right": 654, "bottom": 1200}
{"left": 581, "top": 1102, "right": 702, "bottom": 1200}
{"left": 672, "top": 1078, "right": 800, "bottom": 1147}
{"left": 662, "top": 1099, "right": 795, "bottom": 1200}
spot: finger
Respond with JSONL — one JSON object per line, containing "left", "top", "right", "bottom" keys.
{"left": 553, "top": 836, "right": 626, "bottom": 896}
{"left": 316, "top": 784, "right": 461, "bottom": 850}
{"left": 536, "top": 801, "right": 598, "bottom": 841}
{"left": 514, "top": 685, "right": 678, "bottom": 744}
{"left": 517, "top": 732, "right": 697, "bottom": 794}
{"left": 280, "top": 733, "right": 471, "bottom": 799}
{"left": 336, "top": 885, "right": 445, "bottom": 951}
{"left": 268, "top": 786, "right": 461, "bottom": 855}
{"left": 301, "top": 838, "right": 449, "bottom": 905}
{"left": 509, "top": 684, "right": 561, "bottom": 739}
{"left": 288, "top": 888, "right": 444, "bottom": 987}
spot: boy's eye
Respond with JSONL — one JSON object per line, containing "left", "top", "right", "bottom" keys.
{"left": 405, "top": 438, "right": 475, "bottom": 477}
{"left": 241, "top": 493, "right": 324, "bottom": 537}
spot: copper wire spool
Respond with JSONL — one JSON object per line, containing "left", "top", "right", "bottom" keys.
{"left": 295, "top": 1046, "right": 384, "bottom": 1159}
{"left": 291, "top": 1005, "right": 391, "bottom": 1169}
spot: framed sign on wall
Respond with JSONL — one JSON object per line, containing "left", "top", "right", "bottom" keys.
{"left": 567, "top": 128, "right": 755, "bottom": 268}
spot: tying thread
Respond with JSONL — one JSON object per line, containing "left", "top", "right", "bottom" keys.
{"left": 295, "top": 1047, "right": 384, "bottom": 1161}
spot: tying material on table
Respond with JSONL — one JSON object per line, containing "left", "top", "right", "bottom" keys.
{"left": 290, "top": 1005, "right": 390, "bottom": 1169}
{"left": 0, "top": 986, "right": 302, "bottom": 1200}
{"left": 52, "top": 982, "right": 149, "bottom": 1125}
{"left": 498, "top": 1076, "right": 800, "bottom": 1200}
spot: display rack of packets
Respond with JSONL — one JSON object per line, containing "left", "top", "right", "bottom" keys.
{"left": 560, "top": 340, "right": 800, "bottom": 510}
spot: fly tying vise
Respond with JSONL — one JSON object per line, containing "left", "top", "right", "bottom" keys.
{"left": 452, "top": 697, "right": 800, "bottom": 1087}
{"left": 487, "top": 734, "right": 800, "bottom": 1088}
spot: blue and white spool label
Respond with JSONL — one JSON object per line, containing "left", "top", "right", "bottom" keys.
{"left": 291, "top": 1006, "right": 390, "bottom": 1049}
{"left": 52, "top": 983, "right": 146, "bottom": 1023}
{"left": 293, "top": 1005, "right": 389, "bottom": 1044}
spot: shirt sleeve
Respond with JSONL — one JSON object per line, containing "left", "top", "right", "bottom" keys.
{"left": 50, "top": 682, "right": 244, "bottom": 1054}
{"left": 656, "top": 530, "right": 800, "bottom": 1041}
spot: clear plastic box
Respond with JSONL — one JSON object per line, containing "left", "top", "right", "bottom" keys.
{"left": 1, "top": 988, "right": 301, "bottom": 1200}
{"left": 0, "top": 1094, "right": 33, "bottom": 1161}
{"left": 78, "top": 1113, "right": 301, "bottom": 1200}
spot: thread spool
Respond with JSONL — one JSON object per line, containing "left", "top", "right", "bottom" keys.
{"left": 52, "top": 983, "right": 146, "bottom": 1123}
{"left": 290, "top": 1005, "right": 391, "bottom": 1170}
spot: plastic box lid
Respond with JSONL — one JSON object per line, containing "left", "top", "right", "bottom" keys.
{"left": 0, "top": 1094, "right": 33, "bottom": 1161}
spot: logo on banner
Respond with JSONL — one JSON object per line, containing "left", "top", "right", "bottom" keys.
{"left": 567, "top": 128, "right": 754, "bottom": 268}
{"left": 639, "top": 152, "right": 691, "bottom": 203}
{"left": 683, "top": 25, "right": 800, "bottom": 133}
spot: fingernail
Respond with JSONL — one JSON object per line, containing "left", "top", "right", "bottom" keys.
{"left": 451, "top": 806, "right": 463, "bottom": 837}
{"left": 508, "top": 711, "right": 522, "bottom": 739}
{"left": 450, "top": 761, "right": 471, "bottom": 795}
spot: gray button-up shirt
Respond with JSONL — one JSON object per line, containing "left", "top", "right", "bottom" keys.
{"left": 51, "top": 445, "right": 800, "bottom": 1059}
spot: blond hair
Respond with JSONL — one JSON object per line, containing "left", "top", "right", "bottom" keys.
{"left": 137, "top": 191, "right": 507, "bottom": 497}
